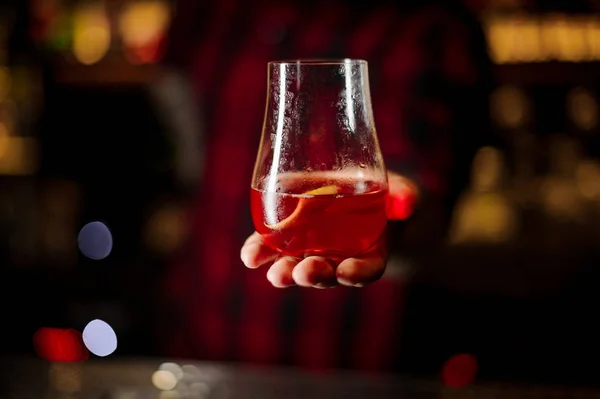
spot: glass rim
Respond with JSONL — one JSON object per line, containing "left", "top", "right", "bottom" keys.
{"left": 268, "top": 58, "right": 367, "bottom": 66}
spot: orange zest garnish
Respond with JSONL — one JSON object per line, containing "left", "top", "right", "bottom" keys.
{"left": 303, "top": 185, "right": 339, "bottom": 196}
{"left": 264, "top": 185, "right": 338, "bottom": 230}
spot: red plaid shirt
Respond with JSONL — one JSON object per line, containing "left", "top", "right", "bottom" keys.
{"left": 162, "top": 0, "right": 490, "bottom": 371}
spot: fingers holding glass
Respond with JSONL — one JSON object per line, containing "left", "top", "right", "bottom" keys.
{"left": 291, "top": 257, "right": 337, "bottom": 288}
{"left": 267, "top": 256, "right": 298, "bottom": 288}
{"left": 266, "top": 255, "right": 337, "bottom": 289}
{"left": 241, "top": 232, "right": 278, "bottom": 269}
{"left": 336, "top": 257, "right": 386, "bottom": 287}
{"left": 266, "top": 254, "right": 384, "bottom": 289}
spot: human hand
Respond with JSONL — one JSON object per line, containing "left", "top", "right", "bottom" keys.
{"left": 240, "top": 171, "right": 417, "bottom": 288}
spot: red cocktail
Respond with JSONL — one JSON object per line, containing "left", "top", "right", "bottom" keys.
{"left": 251, "top": 172, "right": 388, "bottom": 260}
{"left": 251, "top": 59, "right": 389, "bottom": 260}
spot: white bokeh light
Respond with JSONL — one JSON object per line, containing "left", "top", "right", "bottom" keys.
{"left": 82, "top": 319, "right": 118, "bottom": 357}
{"left": 152, "top": 370, "right": 178, "bottom": 391}
{"left": 159, "top": 362, "right": 183, "bottom": 382}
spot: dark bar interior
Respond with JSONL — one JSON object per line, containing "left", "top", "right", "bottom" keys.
{"left": 3, "top": 0, "right": 600, "bottom": 397}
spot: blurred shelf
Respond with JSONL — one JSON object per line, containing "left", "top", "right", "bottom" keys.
{"left": 52, "top": 55, "right": 164, "bottom": 86}
{"left": 494, "top": 62, "right": 600, "bottom": 85}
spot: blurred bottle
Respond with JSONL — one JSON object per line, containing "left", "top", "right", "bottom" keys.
{"left": 449, "top": 146, "right": 519, "bottom": 245}
{"left": 490, "top": 85, "right": 531, "bottom": 131}
{"left": 567, "top": 87, "right": 599, "bottom": 133}
{"left": 539, "top": 134, "right": 586, "bottom": 223}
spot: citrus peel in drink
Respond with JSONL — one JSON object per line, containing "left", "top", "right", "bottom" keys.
{"left": 264, "top": 185, "right": 339, "bottom": 230}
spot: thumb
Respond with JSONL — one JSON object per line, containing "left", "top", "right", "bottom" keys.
{"left": 387, "top": 172, "right": 418, "bottom": 220}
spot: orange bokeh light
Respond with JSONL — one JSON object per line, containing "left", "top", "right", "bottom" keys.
{"left": 124, "top": 36, "right": 166, "bottom": 65}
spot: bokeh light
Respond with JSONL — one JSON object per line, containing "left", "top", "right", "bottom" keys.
{"left": 159, "top": 362, "right": 184, "bottom": 381}
{"left": 33, "top": 327, "right": 88, "bottom": 363}
{"left": 78, "top": 221, "right": 113, "bottom": 260}
{"left": 82, "top": 319, "right": 118, "bottom": 357}
{"left": 441, "top": 353, "right": 478, "bottom": 388}
{"left": 576, "top": 160, "right": 600, "bottom": 201}
{"left": 587, "top": 17, "right": 600, "bottom": 60}
{"left": 72, "top": 2, "right": 111, "bottom": 65}
{"left": 486, "top": 14, "right": 600, "bottom": 64}
{"left": 471, "top": 146, "right": 505, "bottom": 191}
{"left": 567, "top": 87, "right": 599, "bottom": 131}
{"left": 490, "top": 85, "right": 530, "bottom": 129}
{"left": 152, "top": 370, "right": 178, "bottom": 391}
{"left": 144, "top": 204, "right": 186, "bottom": 254}
{"left": 181, "top": 364, "right": 203, "bottom": 383}
{"left": 119, "top": 1, "right": 172, "bottom": 64}
{"left": 540, "top": 177, "right": 584, "bottom": 222}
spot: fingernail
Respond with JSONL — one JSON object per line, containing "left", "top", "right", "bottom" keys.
{"left": 240, "top": 249, "right": 251, "bottom": 264}
{"left": 337, "top": 277, "right": 354, "bottom": 287}
{"left": 315, "top": 282, "right": 336, "bottom": 289}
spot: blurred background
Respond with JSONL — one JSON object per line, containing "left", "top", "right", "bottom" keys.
{"left": 4, "top": 0, "right": 600, "bottom": 394}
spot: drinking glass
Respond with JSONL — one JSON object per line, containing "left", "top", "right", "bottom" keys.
{"left": 250, "top": 59, "right": 388, "bottom": 261}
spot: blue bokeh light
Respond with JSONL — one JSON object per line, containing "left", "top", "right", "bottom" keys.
{"left": 78, "top": 221, "right": 113, "bottom": 260}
